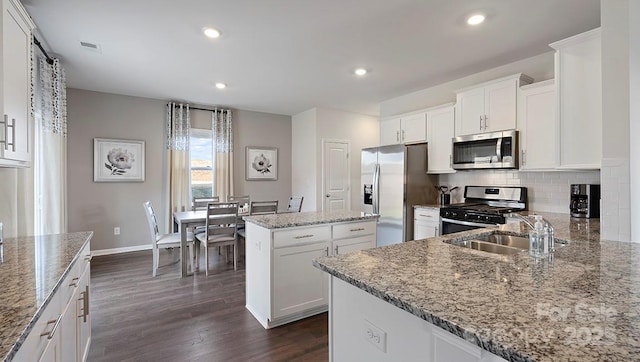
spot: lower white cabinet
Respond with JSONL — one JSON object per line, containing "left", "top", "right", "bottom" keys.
{"left": 414, "top": 207, "right": 440, "bottom": 239}
{"left": 14, "top": 241, "right": 91, "bottom": 362}
{"left": 330, "top": 277, "right": 507, "bottom": 362}
{"left": 246, "top": 219, "right": 376, "bottom": 329}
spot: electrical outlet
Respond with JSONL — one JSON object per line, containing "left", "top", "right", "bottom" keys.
{"left": 114, "top": 227, "right": 120, "bottom": 235}
{"left": 363, "top": 320, "right": 387, "bottom": 352}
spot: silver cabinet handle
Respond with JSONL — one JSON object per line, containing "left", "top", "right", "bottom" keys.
{"left": 294, "top": 234, "right": 314, "bottom": 239}
{"left": 450, "top": 154, "right": 453, "bottom": 168}
{"left": 522, "top": 150, "right": 527, "bottom": 165}
{"left": 325, "top": 247, "right": 329, "bottom": 256}
{"left": 435, "top": 226, "right": 439, "bottom": 236}
{"left": 396, "top": 130, "right": 400, "bottom": 143}
{"left": 334, "top": 245, "right": 339, "bottom": 255}
{"left": 9, "top": 118, "right": 15, "bottom": 151}
{"left": 78, "top": 285, "right": 89, "bottom": 322}
{"left": 41, "top": 315, "right": 62, "bottom": 339}
{"left": 69, "top": 277, "right": 79, "bottom": 287}
{"left": 0, "top": 115, "right": 14, "bottom": 151}
{"left": 483, "top": 115, "right": 487, "bottom": 130}
{"left": 349, "top": 227, "right": 365, "bottom": 232}
{"left": 479, "top": 116, "right": 483, "bottom": 130}
{"left": 402, "top": 129, "right": 405, "bottom": 142}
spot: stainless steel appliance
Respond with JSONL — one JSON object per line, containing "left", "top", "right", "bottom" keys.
{"left": 570, "top": 184, "right": 600, "bottom": 218}
{"left": 361, "top": 144, "right": 437, "bottom": 246}
{"left": 439, "top": 186, "right": 528, "bottom": 235}
{"left": 452, "top": 130, "right": 518, "bottom": 170}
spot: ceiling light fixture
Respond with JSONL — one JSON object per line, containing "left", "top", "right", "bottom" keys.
{"left": 466, "top": 14, "right": 485, "bottom": 26}
{"left": 203, "top": 27, "right": 221, "bottom": 38}
{"left": 354, "top": 68, "right": 367, "bottom": 76}
{"left": 215, "top": 82, "right": 227, "bottom": 89}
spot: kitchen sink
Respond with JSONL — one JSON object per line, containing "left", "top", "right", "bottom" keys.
{"left": 446, "top": 239, "right": 526, "bottom": 255}
{"left": 474, "top": 234, "right": 530, "bottom": 249}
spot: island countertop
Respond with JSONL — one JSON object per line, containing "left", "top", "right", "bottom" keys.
{"left": 0, "top": 232, "right": 93, "bottom": 361}
{"left": 314, "top": 213, "right": 640, "bottom": 361}
{"left": 243, "top": 210, "right": 378, "bottom": 229}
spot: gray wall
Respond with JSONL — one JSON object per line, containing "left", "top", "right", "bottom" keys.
{"left": 67, "top": 89, "right": 292, "bottom": 252}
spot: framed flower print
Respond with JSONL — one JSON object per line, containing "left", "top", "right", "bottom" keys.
{"left": 94, "top": 138, "right": 145, "bottom": 182}
{"left": 246, "top": 146, "right": 277, "bottom": 181}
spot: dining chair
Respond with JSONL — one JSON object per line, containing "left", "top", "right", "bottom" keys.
{"left": 287, "top": 196, "right": 304, "bottom": 212}
{"left": 249, "top": 200, "right": 279, "bottom": 215}
{"left": 192, "top": 196, "right": 220, "bottom": 211}
{"left": 143, "top": 201, "right": 195, "bottom": 277}
{"left": 195, "top": 202, "right": 239, "bottom": 276}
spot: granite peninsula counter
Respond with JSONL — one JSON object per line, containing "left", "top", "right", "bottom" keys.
{"left": 0, "top": 232, "right": 93, "bottom": 361}
{"left": 243, "top": 210, "right": 378, "bottom": 329}
{"left": 314, "top": 213, "right": 640, "bottom": 361}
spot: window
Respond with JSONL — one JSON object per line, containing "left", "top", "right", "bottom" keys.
{"left": 190, "top": 129, "right": 213, "bottom": 198}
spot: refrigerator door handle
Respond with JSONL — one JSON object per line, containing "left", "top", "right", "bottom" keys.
{"left": 372, "top": 164, "right": 380, "bottom": 215}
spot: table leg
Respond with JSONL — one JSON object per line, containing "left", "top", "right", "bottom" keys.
{"left": 180, "top": 222, "right": 191, "bottom": 277}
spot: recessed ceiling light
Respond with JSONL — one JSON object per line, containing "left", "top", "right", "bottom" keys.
{"left": 215, "top": 82, "right": 227, "bottom": 89}
{"left": 354, "top": 68, "right": 367, "bottom": 76}
{"left": 466, "top": 14, "right": 485, "bottom": 26}
{"left": 203, "top": 27, "right": 221, "bottom": 38}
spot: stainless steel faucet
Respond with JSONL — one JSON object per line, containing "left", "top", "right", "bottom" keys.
{"left": 506, "top": 213, "right": 555, "bottom": 251}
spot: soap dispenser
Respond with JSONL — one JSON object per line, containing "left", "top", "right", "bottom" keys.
{"left": 529, "top": 215, "right": 549, "bottom": 258}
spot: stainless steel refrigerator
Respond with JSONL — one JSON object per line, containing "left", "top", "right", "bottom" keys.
{"left": 361, "top": 143, "right": 438, "bottom": 247}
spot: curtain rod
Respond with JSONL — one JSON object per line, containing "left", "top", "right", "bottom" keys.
{"left": 33, "top": 36, "right": 54, "bottom": 65}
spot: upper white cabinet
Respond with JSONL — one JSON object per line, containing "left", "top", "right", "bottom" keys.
{"left": 550, "top": 28, "right": 601, "bottom": 169}
{"left": 517, "top": 80, "right": 558, "bottom": 170}
{"left": 455, "top": 73, "right": 533, "bottom": 136}
{"left": 0, "top": 0, "right": 34, "bottom": 168}
{"left": 380, "top": 112, "right": 427, "bottom": 146}
{"left": 426, "top": 104, "right": 455, "bottom": 174}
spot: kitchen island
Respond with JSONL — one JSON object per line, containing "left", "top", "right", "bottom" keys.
{"left": 244, "top": 210, "right": 378, "bottom": 329}
{"left": 314, "top": 213, "right": 640, "bottom": 361}
{"left": 0, "top": 232, "right": 93, "bottom": 361}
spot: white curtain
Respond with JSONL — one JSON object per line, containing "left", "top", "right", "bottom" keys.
{"left": 34, "top": 57, "right": 68, "bottom": 235}
{"left": 212, "top": 109, "right": 233, "bottom": 201}
{"left": 164, "top": 102, "right": 191, "bottom": 232}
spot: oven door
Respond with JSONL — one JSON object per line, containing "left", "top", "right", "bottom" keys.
{"left": 441, "top": 218, "right": 499, "bottom": 235}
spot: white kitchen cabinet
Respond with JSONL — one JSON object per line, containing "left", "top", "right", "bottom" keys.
{"left": 517, "top": 79, "right": 558, "bottom": 170}
{"left": 0, "top": 0, "right": 34, "bottom": 167}
{"left": 330, "top": 276, "right": 507, "bottom": 362}
{"left": 426, "top": 104, "right": 455, "bottom": 173}
{"left": 455, "top": 74, "right": 533, "bottom": 136}
{"left": 245, "top": 218, "right": 376, "bottom": 329}
{"left": 13, "top": 241, "right": 92, "bottom": 362}
{"left": 414, "top": 207, "right": 440, "bottom": 239}
{"left": 550, "top": 28, "right": 601, "bottom": 169}
{"left": 380, "top": 112, "right": 427, "bottom": 145}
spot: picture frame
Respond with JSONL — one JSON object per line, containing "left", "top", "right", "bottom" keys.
{"left": 94, "top": 138, "right": 145, "bottom": 182}
{"left": 246, "top": 146, "right": 278, "bottom": 181}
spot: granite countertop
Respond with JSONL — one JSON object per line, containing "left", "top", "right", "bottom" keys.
{"left": 314, "top": 213, "right": 640, "bottom": 361}
{"left": 0, "top": 232, "right": 93, "bottom": 361}
{"left": 243, "top": 210, "right": 378, "bottom": 229}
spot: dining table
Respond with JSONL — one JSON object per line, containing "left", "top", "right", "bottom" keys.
{"left": 173, "top": 207, "right": 249, "bottom": 277}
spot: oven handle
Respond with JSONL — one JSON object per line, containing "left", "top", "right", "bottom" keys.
{"left": 441, "top": 218, "right": 499, "bottom": 228}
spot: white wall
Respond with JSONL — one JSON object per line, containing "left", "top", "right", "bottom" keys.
{"left": 292, "top": 108, "right": 317, "bottom": 211}
{"left": 380, "top": 52, "right": 554, "bottom": 118}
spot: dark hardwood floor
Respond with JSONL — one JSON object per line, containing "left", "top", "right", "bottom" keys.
{"left": 88, "top": 248, "right": 328, "bottom": 361}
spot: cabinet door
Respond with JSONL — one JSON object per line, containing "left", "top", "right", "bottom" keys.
{"left": 272, "top": 242, "right": 328, "bottom": 319}
{"left": 427, "top": 106, "right": 455, "bottom": 173}
{"left": 455, "top": 87, "right": 485, "bottom": 136}
{"left": 484, "top": 78, "right": 517, "bottom": 133}
{"left": 414, "top": 220, "right": 439, "bottom": 239}
{"left": 380, "top": 118, "right": 401, "bottom": 146}
{"left": 432, "top": 328, "right": 483, "bottom": 362}
{"left": 333, "top": 235, "right": 374, "bottom": 255}
{"left": 401, "top": 112, "right": 427, "bottom": 144}
{"left": 76, "top": 263, "right": 91, "bottom": 361}
{"left": 39, "top": 338, "right": 60, "bottom": 362}
{"left": 59, "top": 287, "right": 79, "bottom": 362}
{"left": 1, "top": 0, "right": 32, "bottom": 164}
{"left": 518, "top": 81, "right": 558, "bottom": 170}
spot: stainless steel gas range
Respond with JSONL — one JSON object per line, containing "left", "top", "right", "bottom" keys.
{"left": 439, "top": 186, "right": 528, "bottom": 235}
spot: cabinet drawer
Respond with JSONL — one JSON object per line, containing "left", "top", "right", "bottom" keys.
{"left": 59, "top": 242, "right": 90, "bottom": 305}
{"left": 13, "top": 290, "right": 61, "bottom": 362}
{"left": 273, "top": 225, "right": 330, "bottom": 248}
{"left": 414, "top": 208, "right": 440, "bottom": 221}
{"left": 332, "top": 221, "right": 375, "bottom": 240}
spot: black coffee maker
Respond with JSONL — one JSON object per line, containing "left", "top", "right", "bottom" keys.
{"left": 570, "top": 184, "right": 600, "bottom": 218}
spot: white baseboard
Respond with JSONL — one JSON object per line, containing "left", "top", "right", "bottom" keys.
{"left": 91, "top": 244, "right": 152, "bottom": 256}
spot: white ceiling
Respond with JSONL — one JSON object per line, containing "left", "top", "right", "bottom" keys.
{"left": 22, "top": 0, "right": 600, "bottom": 116}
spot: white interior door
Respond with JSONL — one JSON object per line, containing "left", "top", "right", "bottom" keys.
{"left": 323, "top": 140, "right": 350, "bottom": 211}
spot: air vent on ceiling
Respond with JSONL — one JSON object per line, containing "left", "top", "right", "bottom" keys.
{"left": 80, "top": 41, "right": 102, "bottom": 53}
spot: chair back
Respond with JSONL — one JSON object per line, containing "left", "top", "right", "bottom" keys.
{"left": 287, "top": 196, "right": 304, "bottom": 212}
{"left": 204, "top": 202, "right": 239, "bottom": 239}
{"left": 193, "top": 196, "right": 220, "bottom": 211}
{"left": 143, "top": 201, "right": 160, "bottom": 245}
{"left": 250, "top": 200, "right": 278, "bottom": 215}
{"left": 227, "top": 195, "right": 250, "bottom": 213}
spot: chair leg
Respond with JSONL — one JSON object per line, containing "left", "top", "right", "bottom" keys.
{"left": 233, "top": 241, "right": 238, "bottom": 271}
{"left": 152, "top": 247, "right": 158, "bottom": 277}
{"left": 188, "top": 242, "right": 195, "bottom": 273}
{"left": 204, "top": 242, "right": 209, "bottom": 277}
{"left": 194, "top": 240, "right": 200, "bottom": 270}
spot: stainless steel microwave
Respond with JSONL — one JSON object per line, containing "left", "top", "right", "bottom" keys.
{"left": 451, "top": 130, "right": 518, "bottom": 170}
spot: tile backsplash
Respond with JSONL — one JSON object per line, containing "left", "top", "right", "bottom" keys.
{"left": 438, "top": 170, "right": 601, "bottom": 214}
